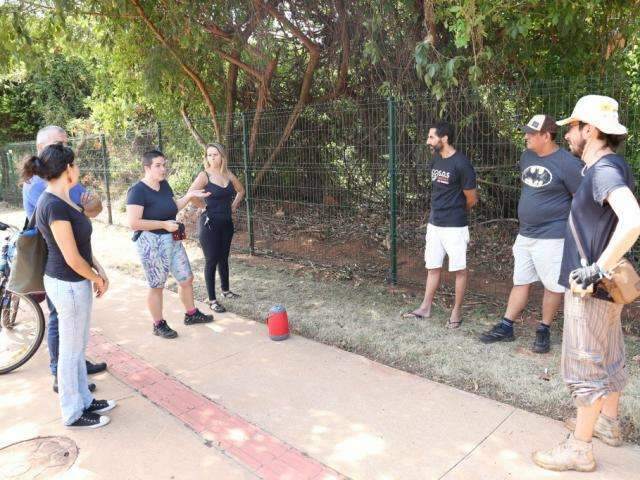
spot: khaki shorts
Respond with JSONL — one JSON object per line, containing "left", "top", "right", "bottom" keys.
{"left": 512, "top": 235, "right": 565, "bottom": 293}
{"left": 424, "top": 224, "right": 469, "bottom": 272}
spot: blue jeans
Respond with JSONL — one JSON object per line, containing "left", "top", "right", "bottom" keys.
{"left": 46, "top": 296, "right": 59, "bottom": 376}
{"left": 44, "top": 275, "right": 94, "bottom": 425}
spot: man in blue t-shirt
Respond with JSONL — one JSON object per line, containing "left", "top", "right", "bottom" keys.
{"left": 23, "top": 125, "right": 106, "bottom": 393}
{"left": 479, "top": 115, "right": 583, "bottom": 353}
{"left": 532, "top": 97, "right": 640, "bottom": 472}
{"left": 403, "top": 121, "right": 478, "bottom": 328}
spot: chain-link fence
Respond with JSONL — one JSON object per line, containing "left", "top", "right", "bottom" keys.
{"left": 1, "top": 77, "right": 639, "bottom": 319}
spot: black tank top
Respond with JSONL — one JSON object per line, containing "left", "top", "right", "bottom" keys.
{"left": 203, "top": 175, "right": 235, "bottom": 218}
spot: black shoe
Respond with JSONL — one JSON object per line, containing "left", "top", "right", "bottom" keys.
{"left": 208, "top": 300, "right": 226, "bottom": 313}
{"left": 479, "top": 322, "right": 515, "bottom": 344}
{"left": 221, "top": 290, "right": 240, "bottom": 299}
{"left": 68, "top": 411, "right": 110, "bottom": 429}
{"left": 184, "top": 309, "right": 214, "bottom": 325}
{"left": 532, "top": 325, "right": 551, "bottom": 353}
{"left": 85, "top": 399, "right": 117, "bottom": 414}
{"left": 153, "top": 320, "right": 178, "bottom": 339}
{"left": 86, "top": 360, "right": 107, "bottom": 375}
{"left": 53, "top": 377, "right": 96, "bottom": 393}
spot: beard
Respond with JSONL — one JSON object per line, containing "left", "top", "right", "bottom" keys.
{"left": 568, "top": 137, "right": 586, "bottom": 158}
{"left": 429, "top": 142, "right": 443, "bottom": 153}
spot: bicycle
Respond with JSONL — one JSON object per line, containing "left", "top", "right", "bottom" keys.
{"left": 0, "top": 220, "right": 46, "bottom": 374}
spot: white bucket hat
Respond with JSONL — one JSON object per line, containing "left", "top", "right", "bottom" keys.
{"left": 556, "top": 95, "right": 627, "bottom": 135}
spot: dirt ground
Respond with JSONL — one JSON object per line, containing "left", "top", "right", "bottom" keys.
{"left": 1, "top": 206, "right": 639, "bottom": 444}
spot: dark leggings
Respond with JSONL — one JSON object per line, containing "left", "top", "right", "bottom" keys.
{"left": 198, "top": 213, "right": 234, "bottom": 301}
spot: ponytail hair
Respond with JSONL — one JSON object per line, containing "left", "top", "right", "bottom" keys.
{"left": 21, "top": 155, "right": 43, "bottom": 182}
{"left": 20, "top": 143, "right": 75, "bottom": 182}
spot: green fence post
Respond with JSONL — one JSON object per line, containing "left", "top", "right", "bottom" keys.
{"left": 241, "top": 113, "right": 255, "bottom": 255}
{"left": 387, "top": 97, "right": 398, "bottom": 285}
{"left": 1, "top": 150, "right": 11, "bottom": 198}
{"left": 157, "top": 122, "right": 164, "bottom": 152}
{"left": 99, "top": 134, "right": 113, "bottom": 225}
{"left": 6, "top": 150, "right": 17, "bottom": 204}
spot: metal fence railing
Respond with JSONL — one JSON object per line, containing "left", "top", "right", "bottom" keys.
{"left": 1, "top": 77, "right": 639, "bottom": 319}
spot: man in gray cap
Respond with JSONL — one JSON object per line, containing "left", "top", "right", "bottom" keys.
{"left": 533, "top": 96, "right": 640, "bottom": 472}
{"left": 479, "top": 115, "right": 582, "bottom": 352}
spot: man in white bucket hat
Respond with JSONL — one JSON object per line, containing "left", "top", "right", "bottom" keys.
{"left": 533, "top": 95, "right": 640, "bottom": 472}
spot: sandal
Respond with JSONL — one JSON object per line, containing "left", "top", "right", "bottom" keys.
{"left": 402, "top": 311, "right": 427, "bottom": 320}
{"left": 447, "top": 319, "right": 462, "bottom": 329}
{"left": 208, "top": 300, "right": 226, "bottom": 313}
{"left": 221, "top": 291, "right": 240, "bottom": 299}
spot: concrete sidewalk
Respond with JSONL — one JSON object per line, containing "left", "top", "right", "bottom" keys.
{"left": 2, "top": 270, "right": 640, "bottom": 479}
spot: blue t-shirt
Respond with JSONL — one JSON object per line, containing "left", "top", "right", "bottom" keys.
{"left": 126, "top": 180, "right": 178, "bottom": 234}
{"left": 428, "top": 151, "right": 477, "bottom": 227}
{"left": 36, "top": 192, "right": 93, "bottom": 282}
{"left": 517, "top": 148, "right": 583, "bottom": 239}
{"left": 23, "top": 175, "right": 86, "bottom": 220}
{"left": 558, "top": 154, "right": 636, "bottom": 290}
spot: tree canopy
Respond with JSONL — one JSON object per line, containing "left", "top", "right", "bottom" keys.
{"left": 0, "top": 0, "right": 638, "bottom": 143}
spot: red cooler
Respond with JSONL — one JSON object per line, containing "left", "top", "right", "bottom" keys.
{"left": 267, "top": 305, "right": 289, "bottom": 341}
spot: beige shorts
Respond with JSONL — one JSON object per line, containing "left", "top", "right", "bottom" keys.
{"left": 424, "top": 224, "right": 470, "bottom": 272}
{"left": 512, "top": 235, "right": 565, "bottom": 293}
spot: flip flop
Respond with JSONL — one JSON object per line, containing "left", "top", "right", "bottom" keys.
{"left": 402, "top": 311, "right": 426, "bottom": 320}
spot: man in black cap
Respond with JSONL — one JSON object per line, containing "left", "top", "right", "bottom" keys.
{"left": 479, "top": 115, "right": 583, "bottom": 352}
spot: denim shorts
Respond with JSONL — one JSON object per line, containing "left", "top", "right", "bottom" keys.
{"left": 135, "top": 231, "right": 193, "bottom": 288}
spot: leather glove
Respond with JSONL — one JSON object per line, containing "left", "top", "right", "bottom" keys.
{"left": 569, "top": 263, "right": 605, "bottom": 290}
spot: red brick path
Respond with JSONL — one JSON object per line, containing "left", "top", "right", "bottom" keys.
{"left": 88, "top": 331, "right": 344, "bottom": 480}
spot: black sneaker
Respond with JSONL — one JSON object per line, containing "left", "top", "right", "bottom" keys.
{"left": 86, "top": 360, "right": 107, "bottom": 375}
{"left": 153, "top": 320, "right": 178, "bottom": 339}
{"left": 85, "top": 399, "right": 117, "bottom": 414}
{"left": 532, "top": 325, "right": 551, "bottom": 353}
{"left": 479, "top": 322, "right": 515, "bottom": 344}
{"left": 184, "top": 309, "right": 214, "bottom": 325}
{"left": 68, "top": 411, "right": 110, "bottom": 429}
{"left": 54, "top": 376, "right": 96, "bottom": 393}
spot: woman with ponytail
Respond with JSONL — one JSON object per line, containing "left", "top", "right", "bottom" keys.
{"left": 23, "top": 144, "right": 116, "bottom": 429}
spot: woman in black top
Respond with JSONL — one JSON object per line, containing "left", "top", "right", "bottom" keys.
{"left": 23, "top": 144, "right": 115, "bottom": 429}
{"left": 188, "top": 143, "right": 245, "bottom": 313}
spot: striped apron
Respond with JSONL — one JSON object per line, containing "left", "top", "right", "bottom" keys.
{"left": 561, "top": 291, "right": 627, "bottom": 407}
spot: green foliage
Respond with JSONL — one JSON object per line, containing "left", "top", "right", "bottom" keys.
{"left": 415, "top": 0, "right": 640, "bottom": 95}
{"left": 0, "top": 72, "right": 40, "bottom": 144}
{"left": 0, "top": 53, "right": 93, "bottom": 143}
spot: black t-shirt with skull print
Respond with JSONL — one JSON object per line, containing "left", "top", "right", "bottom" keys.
{"left": 428, "top": 151, "right": 477, "bottom": 227}
{"left": 517, "top": 147, "right": 583, "bottom": 239}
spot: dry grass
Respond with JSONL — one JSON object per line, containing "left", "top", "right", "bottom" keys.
{"left": 1, "top": 207, "right": 638, "bottom": 444}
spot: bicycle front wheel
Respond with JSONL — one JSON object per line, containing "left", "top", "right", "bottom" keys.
{"left": 0, "top": 292, "right": 45, "bottom": 374}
